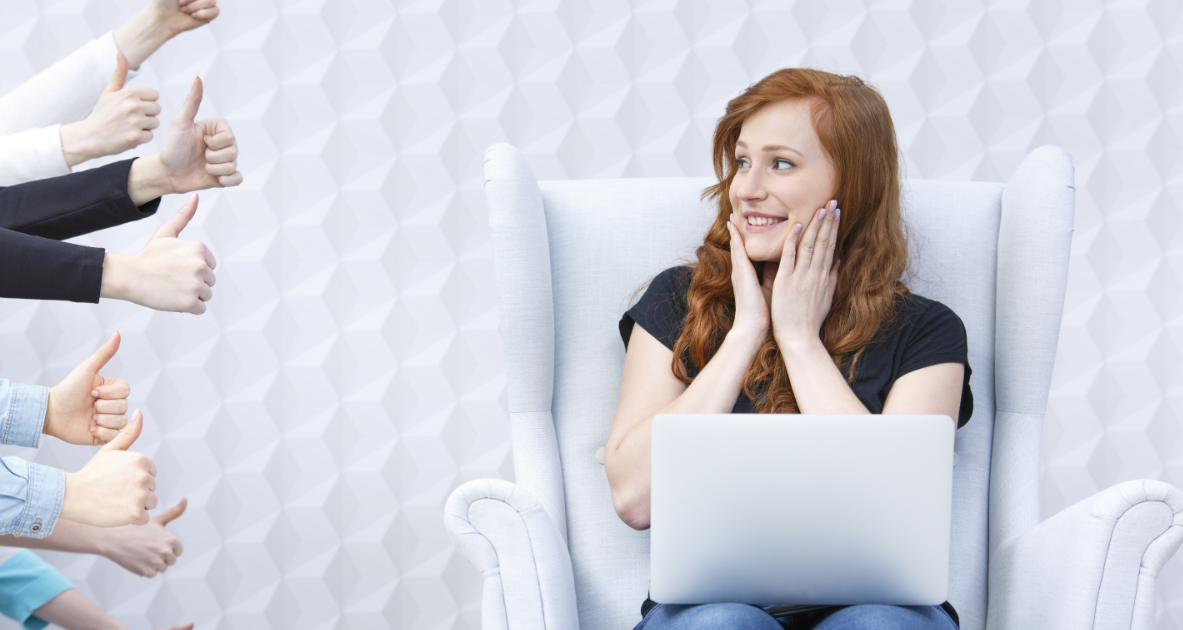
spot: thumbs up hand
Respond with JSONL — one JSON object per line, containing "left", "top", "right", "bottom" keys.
{"left": 59, "top": 52, "right": 161, "bottom": 168}
{"left": 158, "top": 76, "right": 242, "bottom": 193}
{"left": 44, "top": 333, "right": 131, "bottom": 446}
{"left": 98, "top": 498, "right": 187, "bottom": 577}
{"left": 60, "top": 410, "right": 158, "bottom": 528}
{"left": 100, "top": 194, "right": 216, "bottom": 315}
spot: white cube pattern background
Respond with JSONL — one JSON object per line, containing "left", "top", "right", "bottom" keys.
{"left": 0, "top": 0, "right": 1178, "bottom": 628}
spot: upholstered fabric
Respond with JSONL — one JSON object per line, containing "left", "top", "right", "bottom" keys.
{"left": 986, "top": 480, "right": 1183, "bottom": 630}
{"left": 446, "top": 143, "right": 1183, "bottom": 630}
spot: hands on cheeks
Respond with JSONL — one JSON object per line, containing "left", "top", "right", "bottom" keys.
{"left": 769, "top": 200, "right": 840, "bottom": 348}
{"left": 45, "top": 333, "right": 130, "bottom": 446}
{"left": 726, "top": 200, "right": 841, "bottom": 347}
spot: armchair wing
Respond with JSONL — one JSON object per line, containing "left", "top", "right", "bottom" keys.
{"left": 445, "top": 479, "right": 581, "bottom": 630}
{"left": 987, "top": 479, "right": 1183, "bottom": 630}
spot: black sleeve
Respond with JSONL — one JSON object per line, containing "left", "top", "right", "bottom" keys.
{"left": 899, "top": 300, "right": 975, "bottom": 428}
{"left": 619, "top": 266, "right": 692, "bottom": 350}
{"left": 0, "top": 229, "right": 105, "bottom": 302}
{"left": 0, "top": 159, "right": 161, "bottom": 240}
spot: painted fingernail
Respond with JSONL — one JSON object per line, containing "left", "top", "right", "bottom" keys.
{"left": 794, "top": 224, "right": 803, "bottom": 234}
{"left": 834, "top": 209, "right": 841, "bottom": 221}
{"left": 89, "top": 426, "right": 96, "bottom": 433}
{"left": 830, "top": 200, "right": 838, "bottom": 210}
{"left": 818, "top": 208, "right": 826, "bottom": 220}
{"left": 91, "top": 390, "right": 98, "bottom": 397}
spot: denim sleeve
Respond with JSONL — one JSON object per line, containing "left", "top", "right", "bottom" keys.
{"left": 0, "top": 458, "right": 63, "bottom": 539}
{"left": 0, "top": 380, "right": 47, "bottom": 448}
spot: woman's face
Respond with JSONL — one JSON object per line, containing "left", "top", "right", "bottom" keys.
{"left": 728, "top": 99, "right": 837, "bottom": 262}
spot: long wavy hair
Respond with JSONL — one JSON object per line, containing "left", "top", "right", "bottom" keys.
{"left": 671, "top": 68, "right": 909, "bottom": 413}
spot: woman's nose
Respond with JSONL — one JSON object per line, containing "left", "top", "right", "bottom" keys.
{"left": 735, "top": 169, "right": 767, "bottom": 202}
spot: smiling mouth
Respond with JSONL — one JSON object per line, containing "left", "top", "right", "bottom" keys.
{"left": 746, "top": 215, "right": 786, "bottom": 227}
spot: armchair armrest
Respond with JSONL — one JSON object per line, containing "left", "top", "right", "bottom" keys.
{"left": 986, "top": 480, "right": 1183, "bottom": 630}
{"left": 445, "top": 479, "right": 580, "bottom": 630}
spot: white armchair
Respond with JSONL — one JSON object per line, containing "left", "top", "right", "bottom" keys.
{"left": 444, "top": 143, "right": 1183, "bottom": 630}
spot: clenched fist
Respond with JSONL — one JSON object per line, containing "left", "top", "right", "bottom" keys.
{"left": 60, "top": 410, "right": 158, "bottom": 528}
{"left": 59, "top": 53, "right": 160, "bottom": 167}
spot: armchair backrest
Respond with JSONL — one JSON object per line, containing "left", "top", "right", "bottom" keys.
{"left": 482, "top": 143, "right": 1074, "bottom": 630}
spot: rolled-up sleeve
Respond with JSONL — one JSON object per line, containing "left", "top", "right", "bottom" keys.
{"left": 0, "top": 380, "right": 47, "bottom": 449}
{"left": 0, "top": 459, "right": 63, "bottom": 539}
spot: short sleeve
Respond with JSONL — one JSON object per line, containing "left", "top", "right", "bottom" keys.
{"left": 898, "top": 300, "right": 975, "bottom": 427}
{"left": 619, "top": 266, "right": 692, "bottom": 351}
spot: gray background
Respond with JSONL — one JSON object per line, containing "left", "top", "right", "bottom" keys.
{"left": 0, "top": 0, "right": 1179, "bottom": 628}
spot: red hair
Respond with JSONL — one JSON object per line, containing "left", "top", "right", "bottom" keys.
{"left": 671, "top": 68, "right": 909, "bottom": 412}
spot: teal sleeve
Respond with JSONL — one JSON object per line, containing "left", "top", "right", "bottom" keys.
{"left": 0, "top": 550, "right": 73, "bottom": 630}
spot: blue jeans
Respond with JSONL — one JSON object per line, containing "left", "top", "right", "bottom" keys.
{"left": 633, "top": 603, "right": 958, "bottom": 630}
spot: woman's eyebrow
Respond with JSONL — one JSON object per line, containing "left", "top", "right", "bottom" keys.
{"left": 762, "top": 144, "right": 803, "bottom": 157}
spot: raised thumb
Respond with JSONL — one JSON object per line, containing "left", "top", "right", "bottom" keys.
{"left": 103, "top": 52, "right": 129, "bottom": 94}
{"left": 77, "top": 332, "right": 120, "bottom": 374}
{"left": 151, "top": 194, "right": 199, "bottom": 239}
{"left": 175, "top": 76, "right": 203, "bottom": 124}
{"left": 101, "top": 409, "right": 142, "bottom": 452}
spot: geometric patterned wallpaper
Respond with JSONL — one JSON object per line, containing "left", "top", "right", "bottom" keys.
{"left": 0, "top": 1, "right": 1178, "bottom": 629}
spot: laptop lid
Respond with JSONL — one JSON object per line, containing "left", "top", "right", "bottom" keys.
{"left": 649, "top": 414, "right": 955, "bottom": 606}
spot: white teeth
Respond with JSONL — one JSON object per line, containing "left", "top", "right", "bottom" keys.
{"left": 746, "top": 216, "right": 783, "bottom": 226}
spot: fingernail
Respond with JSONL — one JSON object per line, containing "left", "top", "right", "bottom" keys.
{"left": 794, "top": 224, "right": 803, "bottom": 234}
{"left": 90, "top": 426, "right": 96, "bottom": 433}
{"left": 834, "top": 209, "right": 841, "bottom": 221}
{"left": 91, "top": 390, "right": 98, "bottom": 397}
{"left": 830, "top": 200, "right": 838, "bottom": 210}
{"left": 818, "top": 208, "right": 827, "bottom": 219}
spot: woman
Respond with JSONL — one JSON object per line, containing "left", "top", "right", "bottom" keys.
{"left": 606, "top": 68, "right": 973, "bottom": 630}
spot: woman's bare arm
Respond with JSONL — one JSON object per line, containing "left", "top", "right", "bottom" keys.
{"left": 605, "top": 323, "right": 763, "bottom": 530}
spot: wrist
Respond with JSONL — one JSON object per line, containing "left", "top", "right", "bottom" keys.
{"left": 59, "top": 474, "right": 80, "bottom": 523}
{"left": 100, "top": 253, "right": 134, "bottom": 303}
{"left": 775, "top": 332, "right": 824, "bottom": 358}
{"left": 725, "top": 324, "right": 767, "bottom": 353}
{"left": 58, "top": 122, "right": 93, "bottom": 168}
{"left": 113, "top": 7, "right": 172, "bottom": 70}
{"left": 127, "top": 155, "right": 174, "bottom": 206}
{"left": 42, "top": 389, "right": 60, "bottom": 438}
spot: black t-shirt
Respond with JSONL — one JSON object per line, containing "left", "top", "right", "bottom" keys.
{"left": 619, "top": 265, "right": 973, "bottom": 426}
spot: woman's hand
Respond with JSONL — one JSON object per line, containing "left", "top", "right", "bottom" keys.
{"left": 59, "top": 54, "right": 160, "bottom": 167}
{"left": 61, "top": 411, "right": 158, "bottom": 528}
{"left": 99, "top": 499, "right": 186, "bottom": 577}
{"left": 101, "top": 194, "right": 216, "bottom": 315}
{"left": 159, "top": 76, "right": 242, "bottom": 193}
{"left": 44, "top": 333, "right": 130, "bottom": 446}
{"left": 770, "top": 200, "right": 840, "bottom": 349}
{"left": 726, "top": 215, "right": 771, "bottom": 342}
{"left": 154, "top": 0, "right": 220, "bottom": 37}
{"left": 115, "top": 0, "right": 219, "bottom": 71}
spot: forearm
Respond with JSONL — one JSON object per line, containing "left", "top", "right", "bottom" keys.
{"left": 0, "top": 520, "right": 104, "bottom": 555}
{"left": 114, "top": 8, "right": 173, "bottom": 70}
{"left": 780, "top": 337, "right": 870, "bottom": 414}
{"left": 0, "top": 36, "right": 119, "bottom": 135}
{"left": 608, "top": 328, "right": 762, "bottom": 528}
{"left": 0, "top": 230, "right": 105, "bottom": 303}
{"left": 33, "top": 590, "right": 126, "bottom": 630}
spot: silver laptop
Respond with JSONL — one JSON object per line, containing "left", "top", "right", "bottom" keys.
{"left": 649, "top": 414, "right": 956, "bottom": 606}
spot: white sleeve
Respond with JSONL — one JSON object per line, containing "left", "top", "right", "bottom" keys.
{"left": 0, "top": 31, "right": 137, "bottom": 136}
{"left": 0, "top": 125, "right": 71, "bottom": 186}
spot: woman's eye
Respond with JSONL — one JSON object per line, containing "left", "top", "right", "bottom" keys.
{"left": 774, "top": 159, "right": 795, "bottom": 170}
{"left": 735, "top": 158, "right": 749, "bottom": 169}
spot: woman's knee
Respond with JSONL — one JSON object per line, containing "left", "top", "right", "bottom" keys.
{"left": 813, "top": 605, "right": 954, "bottom": 630}
{"left": 641, "top": 603, "right": 782, "bottom": 630}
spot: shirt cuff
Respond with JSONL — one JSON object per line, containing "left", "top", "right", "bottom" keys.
{"left": 4, "top": 460, "right": 62, "bottom": 539}
{"left": 0, "top": 383, "right": 46, "bottom": 449}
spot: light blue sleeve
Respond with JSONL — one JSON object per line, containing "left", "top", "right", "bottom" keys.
{"left": 0, "top": 550, "right": 73, "bottom": 630}
{"left": 0, "top": 380, "right": 48, "bottom": 448}
{"left": 0, "top": 458, "right": 63, "bottom": 539}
